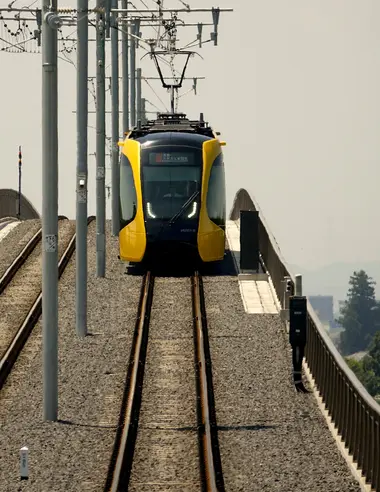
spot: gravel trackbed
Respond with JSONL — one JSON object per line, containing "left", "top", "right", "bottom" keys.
{"left": 203, "top": 258, "right": 362, "bottom": 492}
{"left": 0, "top": 222, "right": 363, "bottom": 492}
{"left": 0, "top": 219, "right": 75, "bottom": 364}
{"left": 128, "top": 277, "right": 200, "bottom": 491}
{"left": 0, "top": 220, "right": 142, "bottom": 491}
{"left": 0, "top": 219, "right": 41, "bottom": 280}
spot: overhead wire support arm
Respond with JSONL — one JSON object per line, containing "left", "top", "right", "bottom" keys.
{"left": 111, "top": 8, "right": 233, "bottom": 13}
{"left": 0, "top": 15, "right": 40, "bottom": 21}
{"left": 114, "top": 6, "right": 232, "bottom": 48}
{"left": 117, "top": 19, "right": 213, "bottom": 27}
{"left": 0, "top": 7, "right": 40, "bottom": 12}
{"left": 87, "top": 76, "right": 205, "bottom": 80}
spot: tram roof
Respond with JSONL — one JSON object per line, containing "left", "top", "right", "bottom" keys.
{"left": 127, "top": 112, "right": 219, "bottom": 143}
{"left": 136, "top": 131, "right": 213, "bottom": 149}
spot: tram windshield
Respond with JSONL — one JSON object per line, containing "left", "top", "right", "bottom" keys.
{"left": 141, "top": 147, "right": 202, "bottom": 220}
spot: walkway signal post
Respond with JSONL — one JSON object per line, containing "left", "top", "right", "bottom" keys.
{"left": 289, "top": 295, "right": 309, "bottom": 393}
{"left": 17, "top": 146, "right": 22, "bottom": 218}
{"left": 41, "top": 0, "right": 60, "bottom": 421}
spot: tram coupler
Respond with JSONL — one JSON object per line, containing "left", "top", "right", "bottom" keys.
{"left": 289, "top": 295, "right": 310, "bottom": 393}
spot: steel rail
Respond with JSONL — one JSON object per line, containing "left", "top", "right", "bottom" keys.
{"left": 0, "top": 216, "right": 95, "bottom": 391}
{"left": 106, "top": 271, "right": 154, "bottom": 492}
{"left": 192, "top": 272, "right": 225, "bottom": 492}
{"left": 0, "top": 215, "right": 68, "bottom": 296}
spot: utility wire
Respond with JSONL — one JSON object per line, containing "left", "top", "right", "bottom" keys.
{"left": 177, "top": 0, "right": 190, "bottom": 10}
{"left": 143, "top": 76, "right": 169, "bottom": 112}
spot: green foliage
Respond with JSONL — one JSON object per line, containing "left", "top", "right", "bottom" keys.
{"left": 345, "top": 331, "right": 380, "bottom": 397}
{"left": 367, "top": 331, "right": 380, "bottom": 386}
{"left": 337, "top": 270, "right": 380, "bottom": 355}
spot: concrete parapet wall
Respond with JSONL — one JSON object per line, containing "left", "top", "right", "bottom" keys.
{"left": 0, "top": 188, "right": 40, "bottom": 220}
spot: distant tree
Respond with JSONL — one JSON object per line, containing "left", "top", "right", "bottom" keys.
{"left": 367, "top": 331, "right": 380, "bottom": 378}
{"left": 346, "top": 357, "right": 367, "bottom": 381}
{"left": 338, "top": 270, "right": 380, "bottom": 355}
{"left": 345, "top": 332, "right": 380, "bottom": 397}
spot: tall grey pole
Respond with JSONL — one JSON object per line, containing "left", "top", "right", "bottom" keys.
{"left": 96, "top": 1, "right": 106, "bottom": 277}
{"left": 111, "top": 0, "right": 120, "bottom": 236}
{"left": 136, "top": 67, "right": 142, "bottom": 124}
{"left": 120, "top": 0, "right": 129, "bottom": 242}
{"left": 121, "top": 0, "right": 129, "bottom": 133}
{"left": 42, "top": 0, "right": 60, "bottom": 422}
{"left": 141, "top": 97, "right": 146, "bottom": 124}
{"left": 130, "top": 20, "right": 136, "bottom": 127}
{"left": 76, "top": 0, "right": 89, "bottom": 337}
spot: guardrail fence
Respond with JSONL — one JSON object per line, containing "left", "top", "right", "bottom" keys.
{"left": 230, "top": 188, "right": 380, "bottom": 491}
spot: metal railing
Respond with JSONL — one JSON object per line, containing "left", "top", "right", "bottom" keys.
{"left": 230, "top": 188, "right": 380, "bottom": 491}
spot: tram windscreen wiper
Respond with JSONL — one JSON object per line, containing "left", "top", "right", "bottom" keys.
{"left": 168, "top": 189, "right": 200, "bottom": 225}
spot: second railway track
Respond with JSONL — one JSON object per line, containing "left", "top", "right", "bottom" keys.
{"left": 0, "top": 216, "right": 95, "bottom": 390}
{"left": 106, "top": 272, "right": 224, "bottom": 492}
{"left": 0, "top": 215, "right": 67, "bottom": 295}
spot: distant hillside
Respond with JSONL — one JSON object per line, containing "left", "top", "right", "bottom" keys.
{"left": 289, "top": 261, "right": 380, "bottom": 310}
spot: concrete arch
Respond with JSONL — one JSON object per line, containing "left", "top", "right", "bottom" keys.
{"left": 229, "top": 187, "right": 291, "bottom": 281}
{"left": 229, "top": 188, "right": 257, "bottom": 220}
{"left": 0, "top": 189, "right": 40, "bottom": 220}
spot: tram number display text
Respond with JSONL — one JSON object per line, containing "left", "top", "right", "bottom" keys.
{"left": 149, "top": 152, "right": 194, "bottom": 165}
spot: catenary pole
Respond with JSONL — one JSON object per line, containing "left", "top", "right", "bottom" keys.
{"left": 119, "top": 0, "right": 129, "bottom": 240}
{"left": 121, "top": 0, "right": 129, "bottom": 132}
{"left": 96, "top": 0, "right": 106, "bottom": 276}
{"left": 141, "top": 97, "right": 146, "bottom": 124}
{"left": 130, "top": 19, "right": 136, "bottom": 127}
{"left": 76, "top": 0, "right": 89, "bottom": 337}
{"left": 136, "top": 67, "right": 142, "bottom": 124}
{"left": 111, "top": 0, "right": 119, "bottom": 236}
{"left": 42, "top": 0, "right": 59, "bottom": 421}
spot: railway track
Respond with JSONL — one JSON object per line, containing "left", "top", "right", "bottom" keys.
{"left": 0, "top": 216, "right": 95, "bottom": 390}
{"left": 0, "top": 215, "right": 67, "bottom": 295}
{"left": 105, "top": 272, "right": 224, "bottom": 492}
{"left": 0, "top": 216, "right": 18, "bottom": 232}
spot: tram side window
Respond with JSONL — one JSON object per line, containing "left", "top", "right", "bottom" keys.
{"left": 120, "top": 154, "right": 137, "bottom": 227}
{"left": 206, "top": 154, "right": 226, "bottom": 227}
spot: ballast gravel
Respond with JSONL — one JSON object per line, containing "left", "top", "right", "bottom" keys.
{"left": 0, "top": 220, "right": 142, "bottom": 491}
{"left": 128, "top": 276, "right": 200, "bottom": 491}
{"left": 0, "top": 219, "right": 76, "bottom": 359}
{"left": 203, "top": 251, "right": 362, "bottom": 492}
{"left": 0, "top": 219, "right": 41, "bottom": 279}
{"left": 0, "top": 223, "right": 364, "bottom": 492}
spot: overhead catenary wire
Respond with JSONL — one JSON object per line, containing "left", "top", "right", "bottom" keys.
{"left": 1, "top": 0, "right": 230, "bottom": 191}
{"left": 0, "top": 0, "right": 218, "bottom": 137}
{"left": 178, "top": 37, "right": 212, "bottom": 51}
{"left": 142, "top": 76, "right": 169, "bottom": 112}
{"left": 176, "top": 0, "right": 190, "bottom": 10}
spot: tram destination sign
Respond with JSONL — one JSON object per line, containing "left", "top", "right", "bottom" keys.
{"left": 148, "top": 152, "right": 195, "bottom": 165}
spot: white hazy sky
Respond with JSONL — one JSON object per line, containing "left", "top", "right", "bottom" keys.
{"left": 0, "top": 0, "right": 380, "bottom": 271}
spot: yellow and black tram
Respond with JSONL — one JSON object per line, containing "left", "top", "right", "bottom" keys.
{"left": 118, "top": 112, "right": 226, "bottom": 265}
